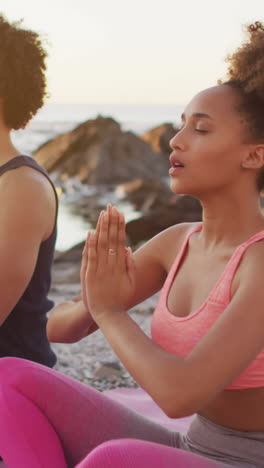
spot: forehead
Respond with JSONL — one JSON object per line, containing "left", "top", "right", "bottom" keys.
{"left": 184, "top": 85, "right": 241, "bottom": 121}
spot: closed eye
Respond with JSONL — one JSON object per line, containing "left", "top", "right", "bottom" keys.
{"left": 179, "top": 123, "right": 208, "bottom": 133}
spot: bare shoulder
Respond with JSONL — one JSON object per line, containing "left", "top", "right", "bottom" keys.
{"left": 156, "top": 221, "right": 199, "bottom": 243}
{"left": 233, "top": 236, "right": 264, "bottom": 297}
{"left": 0, "top": 164, "right": 56, "bottom": 239}
{"left": 134, "top": 222, "right": 199, "bottom": 269}
{"left": 0, "top": 164, "right": 56, "bottom": 214}
{"left": 240, "top": 237, "right": 264, "bottom": 273}
{"left": 0, "top": 164, "right": 53, "bottom": 196}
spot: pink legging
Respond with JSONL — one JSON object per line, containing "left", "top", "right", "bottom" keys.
{"left": 0, "top": 358, "right": 229, "bottom": 468}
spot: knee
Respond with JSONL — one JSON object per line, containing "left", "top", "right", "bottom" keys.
{"left": 77, "top": 439, "right": 220, "bottom": 468}
{"left": 0, "top": 356, "right": 20, "bottom": 367}
{"left": 0, "top": 357, "right": 24, "bottom": 377}
{"left": 76, "top": 440, "right": 143, "bottom": 468}
{"left": 0, "top": 357, "right": 40, "bottom": 388}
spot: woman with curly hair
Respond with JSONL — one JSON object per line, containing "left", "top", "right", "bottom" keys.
{"left": 0, "top": 21, "right": 264, "bottom": 468}
{"left": 0, "top": 14, "right": 57, "bottom": 367}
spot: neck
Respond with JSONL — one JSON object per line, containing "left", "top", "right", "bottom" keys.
{"left": 198, "top": 185, "right": 264, "bottom": 249}
{"left": 0, "top": 125, "right": 20, "bottom": 165}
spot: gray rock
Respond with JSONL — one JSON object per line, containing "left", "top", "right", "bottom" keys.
{"left": 93, "top": 362, "right": 124, "bottom": 379}
{"left": 125, "top": 194, "right": 202, "bottom": 245}
{"left": 34, "top": 116, "right": 169, "bottom": 188}
{"left": 141, "top": 122, "right": 178, "bottom": 157}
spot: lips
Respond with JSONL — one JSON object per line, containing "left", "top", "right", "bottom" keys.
{"left": 172, "top": 162, "right": 184, "bottom": 167}
{"left": 169, "top": 153, "right": 184, "bottom": 166}
{"left": 169, "top": 154, "right": 184, "bottom": 168}
{"left": 168, "top": 154, "right": 185, "bottom": 176}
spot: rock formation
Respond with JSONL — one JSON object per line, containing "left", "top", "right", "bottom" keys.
{"left": 34, "top": 116, "right": 170, "bottom": 187}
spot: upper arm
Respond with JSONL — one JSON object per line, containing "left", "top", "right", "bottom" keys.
{"left": 0, "top": 167, "right": 56, "bottom": 324}
{"left": 127, "top": 223, "right": 191, "bottom": 309}
{"left": 181, "top": 243, "right": 264, "bottom": 413}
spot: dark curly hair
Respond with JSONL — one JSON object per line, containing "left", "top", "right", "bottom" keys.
{"left": 0, "top": 14, "right": 47, "bottom": 130}
{"left": 219, "top": 21, "right": 264, "bottom": 190}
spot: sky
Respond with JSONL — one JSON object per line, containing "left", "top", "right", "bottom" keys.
{"left": 1, "top": 0, "right": 264, "bottom": 105}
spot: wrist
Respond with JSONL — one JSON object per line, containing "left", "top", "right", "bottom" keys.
{"left": 93, "top": 308, "right": 125, "bottom": 327}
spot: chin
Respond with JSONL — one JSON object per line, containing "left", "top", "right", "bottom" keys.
{"left": 170, "top": 178, "right": 191, "bottom": 195}
{"left": 170, "top": 179, "right": 202, "bottom": 199}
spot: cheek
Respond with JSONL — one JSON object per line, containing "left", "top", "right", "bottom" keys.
{"left": 193, "top": 138, "right": 242, "bottom": 173}
{"left": 195, "top": 151, "right": 242, "bottom": 193}
{"left": 194, "top": 155, "right": 239, "bottom": 187}
{"left": 182, "top": 147, "right": 241, "bottom": 193}
{"left": 169, "top": 137, "right": 244, "bottom": 195}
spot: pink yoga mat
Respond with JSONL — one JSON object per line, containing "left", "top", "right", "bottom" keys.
{"left": 105, "top": 387, "right": 194, "bottom": 432}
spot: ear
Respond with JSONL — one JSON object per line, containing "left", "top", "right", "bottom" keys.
{"left": 242, "top": 145, "right": 264, "bottom": 170}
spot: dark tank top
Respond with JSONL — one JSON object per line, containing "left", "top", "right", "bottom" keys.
{"left": 0, "top": 155, "right": 58, "bottom": 367}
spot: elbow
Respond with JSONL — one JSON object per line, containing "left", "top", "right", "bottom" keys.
{"left": 149, "top": 360, "right": 217, "bottom": 419}
{"left": 161, "top": 396, "right": 196, "bottom": 419}
{"left": 46, "top": 322, "right": 71, "bottom": 344}
{"left": 46, "top": 328, "right": 59, "bottom": 343}
{"left": 163, "top": 402, "right": 195, "bottom": 419}
{"left": 155, "top": 381, "right": 201, "bottom": 419}
{"left": 46, "top": 321, "right": 57, "bottom": 342}
{"left": 161, "top": 388, "right": 212, "bottom": 419}
{"left": 48, "top": 335, "right": 73, "bottom": 344}
{"left": 47, "top": 327, "right": 77, "bottom": 344}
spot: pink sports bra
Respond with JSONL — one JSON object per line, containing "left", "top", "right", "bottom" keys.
{"left": 151, "top": 224, "right": 264, "bottom": 390}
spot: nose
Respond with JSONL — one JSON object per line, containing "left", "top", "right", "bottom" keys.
{"left": 169, "top": 129, "right": 185, "bottom": 151}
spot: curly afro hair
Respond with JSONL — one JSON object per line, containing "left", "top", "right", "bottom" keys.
{"left": 225, "top": 21, "right": 264, "bottom": 99}
{"left": 0, "top": 14, "right": 47, "bottom": 130}
{"left": 220, "top": 21, "right": 264, "bottom": 190}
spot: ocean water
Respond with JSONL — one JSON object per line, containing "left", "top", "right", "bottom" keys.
{"left": 10, "top": 102, "right": 184, "bottom": 251}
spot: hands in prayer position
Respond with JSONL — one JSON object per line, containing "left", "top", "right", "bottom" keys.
{"left": 81, "top": 204, "right": 136, "bottom": 324}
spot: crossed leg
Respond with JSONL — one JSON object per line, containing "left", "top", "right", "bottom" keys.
{"left": 0, "top": 358, "right": 232, "bottom": 468}
{"left": 76, "top": 439, "right": 231, "bottom": 468}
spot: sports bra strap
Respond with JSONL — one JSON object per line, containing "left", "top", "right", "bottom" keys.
{"left": 209, "top": 230, "right": 264, "bottom": 305}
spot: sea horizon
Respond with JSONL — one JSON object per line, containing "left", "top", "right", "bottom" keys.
{"left": 11, "top": 102, "right": 184, "bottom": 155}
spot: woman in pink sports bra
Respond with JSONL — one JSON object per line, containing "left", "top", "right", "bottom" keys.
{"left": 0, "top": 21, "right": 264, "bottom": 468}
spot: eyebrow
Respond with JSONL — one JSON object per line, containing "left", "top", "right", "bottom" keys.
{"left": 181, "top": 112, "right": 213, "bottom": 121}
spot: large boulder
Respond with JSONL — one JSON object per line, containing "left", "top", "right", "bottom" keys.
{"left": 125, "top": 195, "right": 202, "bottom": 245}
{"left": 116, "top": 177, "right": 202, "bottom": 245}
{"left": 116, "top": 177, "right": 174, "bottom": 213}
{"left": 34, "top": 116, "right": 170, "bottom": 187}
